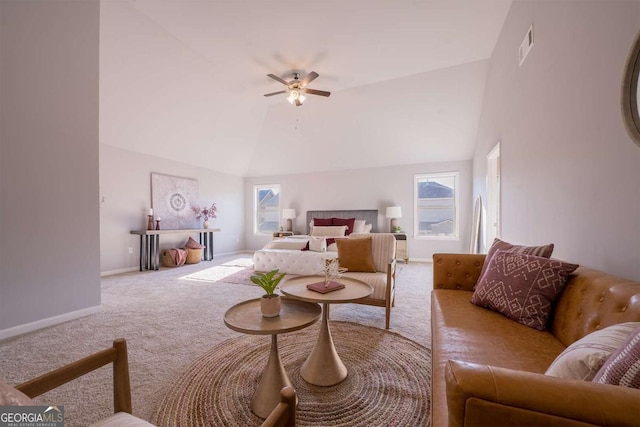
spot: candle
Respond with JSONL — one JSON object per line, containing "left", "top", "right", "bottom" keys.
{"left": 156, "top": 217, "right": 161, "bottom": 221}
{"left": 148, "top": 208, "right": 153, "bottom": 216}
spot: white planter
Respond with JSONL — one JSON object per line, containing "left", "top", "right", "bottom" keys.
{"left": 260, "top": 294, "right": 281, "bottom": 317}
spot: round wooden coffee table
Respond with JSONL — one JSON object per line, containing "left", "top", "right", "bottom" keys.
{"left": 279, "top": 276, "right": 373, "bottom": 386}
{"left": 224, "top": 297, "right": 321, "bottom": 418}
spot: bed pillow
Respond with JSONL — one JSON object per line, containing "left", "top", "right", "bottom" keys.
{"left": 593, "top": 324, "right": 640, "bottom": 388}
{"left": 308, "top": 237, "right": 327, "bottom": 252}
{"left": 313, "top": 217, "right": 333, "bottom": 227}
{"left": 545, "top": 322, "right": 639, "bottom": 381}
{"left": 311, "top": 225, "right": 348, "bottom": 237}
{"left": 471, "top": 250, "right": 579, "bottom": 330}
{"left": 352, "top": 219, "right": 371, "bottom": 234}
{"left": 332, "top": 218, "right": 356, "bottom": 235}
{"left": 336, "top": 238, "right": 376, "bottom": 272}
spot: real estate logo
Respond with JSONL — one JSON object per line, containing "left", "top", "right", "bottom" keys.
{"left": 0, "top": 406, "right": 64, "bottom": 427}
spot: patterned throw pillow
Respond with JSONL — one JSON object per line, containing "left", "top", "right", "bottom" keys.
{"left": 593, "top": 325, "right": 640, "bottom": 388}
{"left": 545, "top": 322, "right": 640, "bottom": 380}
{"left": 478, "top": 238, "right": 555, "bottom": 284}
{"left": 471, "top": 251, "right": 579, "bottom": 330}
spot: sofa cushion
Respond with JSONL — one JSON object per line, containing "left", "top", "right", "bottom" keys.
{"left": 594, "top": 324, "right": 640, "bottom": 388}
{"left": 471, "top": 251, "right": 579, "bottom": 330}
{"left": 545, "top": 322, "right": 639, "bottom": 380}
{"left": 336, "top": 238, "right": 375, "bottom": 272}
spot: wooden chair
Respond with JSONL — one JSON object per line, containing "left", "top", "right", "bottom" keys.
{"left": 260, "top": 386, "right": 297, "bottom": 427}
{"left": 6, "top": 338, "right": 154, "bottom": 426}
{"left": 5, "top": 339, "right": 297, "bottom": 426}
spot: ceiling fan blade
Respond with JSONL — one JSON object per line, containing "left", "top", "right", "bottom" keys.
{"left": 264, "top": 90, "right": 287, "bottom": 97}
{"left": 299, "top": 71, "right": 319, "bottom": 87}
{"left": 267, "top": 74, "right": 290, "bottom": 86}
{"left": 304, "top": 88, "right": 331, "bottom": 97}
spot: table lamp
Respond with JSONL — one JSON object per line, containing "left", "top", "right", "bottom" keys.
{"left": 282, "top": 209, "right": 296, "bottom": 232}
{"left": 386, "top": 206, "right": 402, "bottom": 232}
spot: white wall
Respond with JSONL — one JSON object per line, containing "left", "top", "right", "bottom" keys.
{"left": 99, "top": 145, "right": 245, "bottom": 273}
{"left": 0, "top": 1, "right": 101, "bottom": 335}
{"left": 244, "top": 161, "right": 472, "bottom": 261}
{"left": 473, "top": 0, "right": 640, "bottom": 280}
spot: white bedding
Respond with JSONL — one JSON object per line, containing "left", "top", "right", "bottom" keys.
{"left": 254, "top": 236, "right": 340, "bottom": 275}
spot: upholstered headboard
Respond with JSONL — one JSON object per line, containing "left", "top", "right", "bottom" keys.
{"left": 306, "top": 210, "right": 379, "bottom": 234}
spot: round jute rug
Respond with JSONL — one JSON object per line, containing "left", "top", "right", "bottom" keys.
{"left": 151, "top": 321, "right": 431, "bottom": 427}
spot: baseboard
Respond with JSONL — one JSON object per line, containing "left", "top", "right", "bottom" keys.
{"left": 101, "top": 266, "right": 138, "bottom": 277}
{"left": 407, "top": 258, "right": 432, "bottom": 263}
{"left": 0, "top": 305, "right": 102, "bottom": 340}
{"left": 100, "top": 251, "right": 253, "bottom": 276}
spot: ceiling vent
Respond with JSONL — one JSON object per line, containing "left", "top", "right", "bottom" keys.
{"left": 519, "top": 25, "right": 534, "bottom": 66}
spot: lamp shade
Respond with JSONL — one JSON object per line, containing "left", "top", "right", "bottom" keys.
{"left": 282, "top": 209, "right": 297, "bottom": 219}
{"left": 386, "top": 206, "right": 402, "bottom": 218}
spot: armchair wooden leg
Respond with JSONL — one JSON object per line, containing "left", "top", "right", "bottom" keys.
{"left": 113, "top": 338, "right": 132, "bottom": 414}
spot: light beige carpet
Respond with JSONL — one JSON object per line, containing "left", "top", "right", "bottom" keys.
{"left": 0, "top": 254, "right": 432, "bottom": 426}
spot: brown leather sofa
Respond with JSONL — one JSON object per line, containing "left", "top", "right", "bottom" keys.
{"left": 431, "top": 253, "right": 640, "bottom": 427}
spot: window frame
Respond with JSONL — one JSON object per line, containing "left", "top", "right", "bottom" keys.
{"left": 253, "top": 184, "right": 281, "bottom": 236}
{"left": 413, "top": 172, "right": 460, "bottom": 240}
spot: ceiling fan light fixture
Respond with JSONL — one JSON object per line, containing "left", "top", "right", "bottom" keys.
{"left": 286, "top": 89, "right": 304, "bottom": 106}
{"left": 266, "top": 71, "right": 329, "bottom": 106}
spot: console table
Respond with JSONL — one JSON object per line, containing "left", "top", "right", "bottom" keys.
{"left": 130, "top": 228, "right": 220, "bottom": 271}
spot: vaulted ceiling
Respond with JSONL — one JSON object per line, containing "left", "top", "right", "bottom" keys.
{"left": 100, "top": 0, "right": 512, "bottom": 177}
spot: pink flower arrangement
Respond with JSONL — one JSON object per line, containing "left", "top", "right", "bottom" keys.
{"left": 192, "top": 203, "right": 218, "bottom": 221}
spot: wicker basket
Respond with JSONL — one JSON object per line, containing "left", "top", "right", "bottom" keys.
{"left": 161, "top": 250, "right": 177, "bottom": 268}
{"left": 185, "top": 247, "right": 203, "bottom": 264}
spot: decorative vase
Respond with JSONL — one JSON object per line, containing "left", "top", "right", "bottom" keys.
{"left": 203, "top": 220, "right": 209, "bottom": 229}
{"left": 260, "top": 294, "right": 281, "bottom": 318}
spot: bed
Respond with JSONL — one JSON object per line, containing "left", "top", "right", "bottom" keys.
{"left": 253, "top": 209, "right": 398, "bottom": 328}
{"left": 253, "top": 209, "right": 379, "bottom": 275}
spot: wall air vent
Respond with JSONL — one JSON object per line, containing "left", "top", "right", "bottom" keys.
{"left": 519, "top": 24, "right": 534, "bottom": 66}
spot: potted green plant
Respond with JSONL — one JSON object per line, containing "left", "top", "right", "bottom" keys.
{"left": 250, "top": 269, "right": 285, "bottom": 317}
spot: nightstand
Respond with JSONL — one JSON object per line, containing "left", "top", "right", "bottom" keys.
{"left": 273, "top": 231, "right": 294, "bottom": 239}
{"left": 392, "top": 233, "right": 409, "bottom": 263}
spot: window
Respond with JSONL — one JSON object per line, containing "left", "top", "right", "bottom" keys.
{"left": 414, "top": 172, "right": 459, "bottom": 238}
{"left": 254, "top": 184, "right": 280, "bottom": 234}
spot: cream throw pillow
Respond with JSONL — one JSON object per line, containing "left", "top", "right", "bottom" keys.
{"left": 545, "top": 322, "right": 640, "bottom": 380}
{"left": 308, "top": 237, "right": 327, "bottom": 252}
{"left": 311, "top": 225, "right": 348, "bottom": 237}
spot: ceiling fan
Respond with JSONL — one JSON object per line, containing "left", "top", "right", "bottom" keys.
{"left": 264, "top": 71, "right": 330, "bottom": 106}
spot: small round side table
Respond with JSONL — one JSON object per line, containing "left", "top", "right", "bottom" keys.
{"left": 224, "top": 297, "right": 321, "bottom": 418}
{"left": 280, "top": 276, "right": 373, "bottom": 386}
